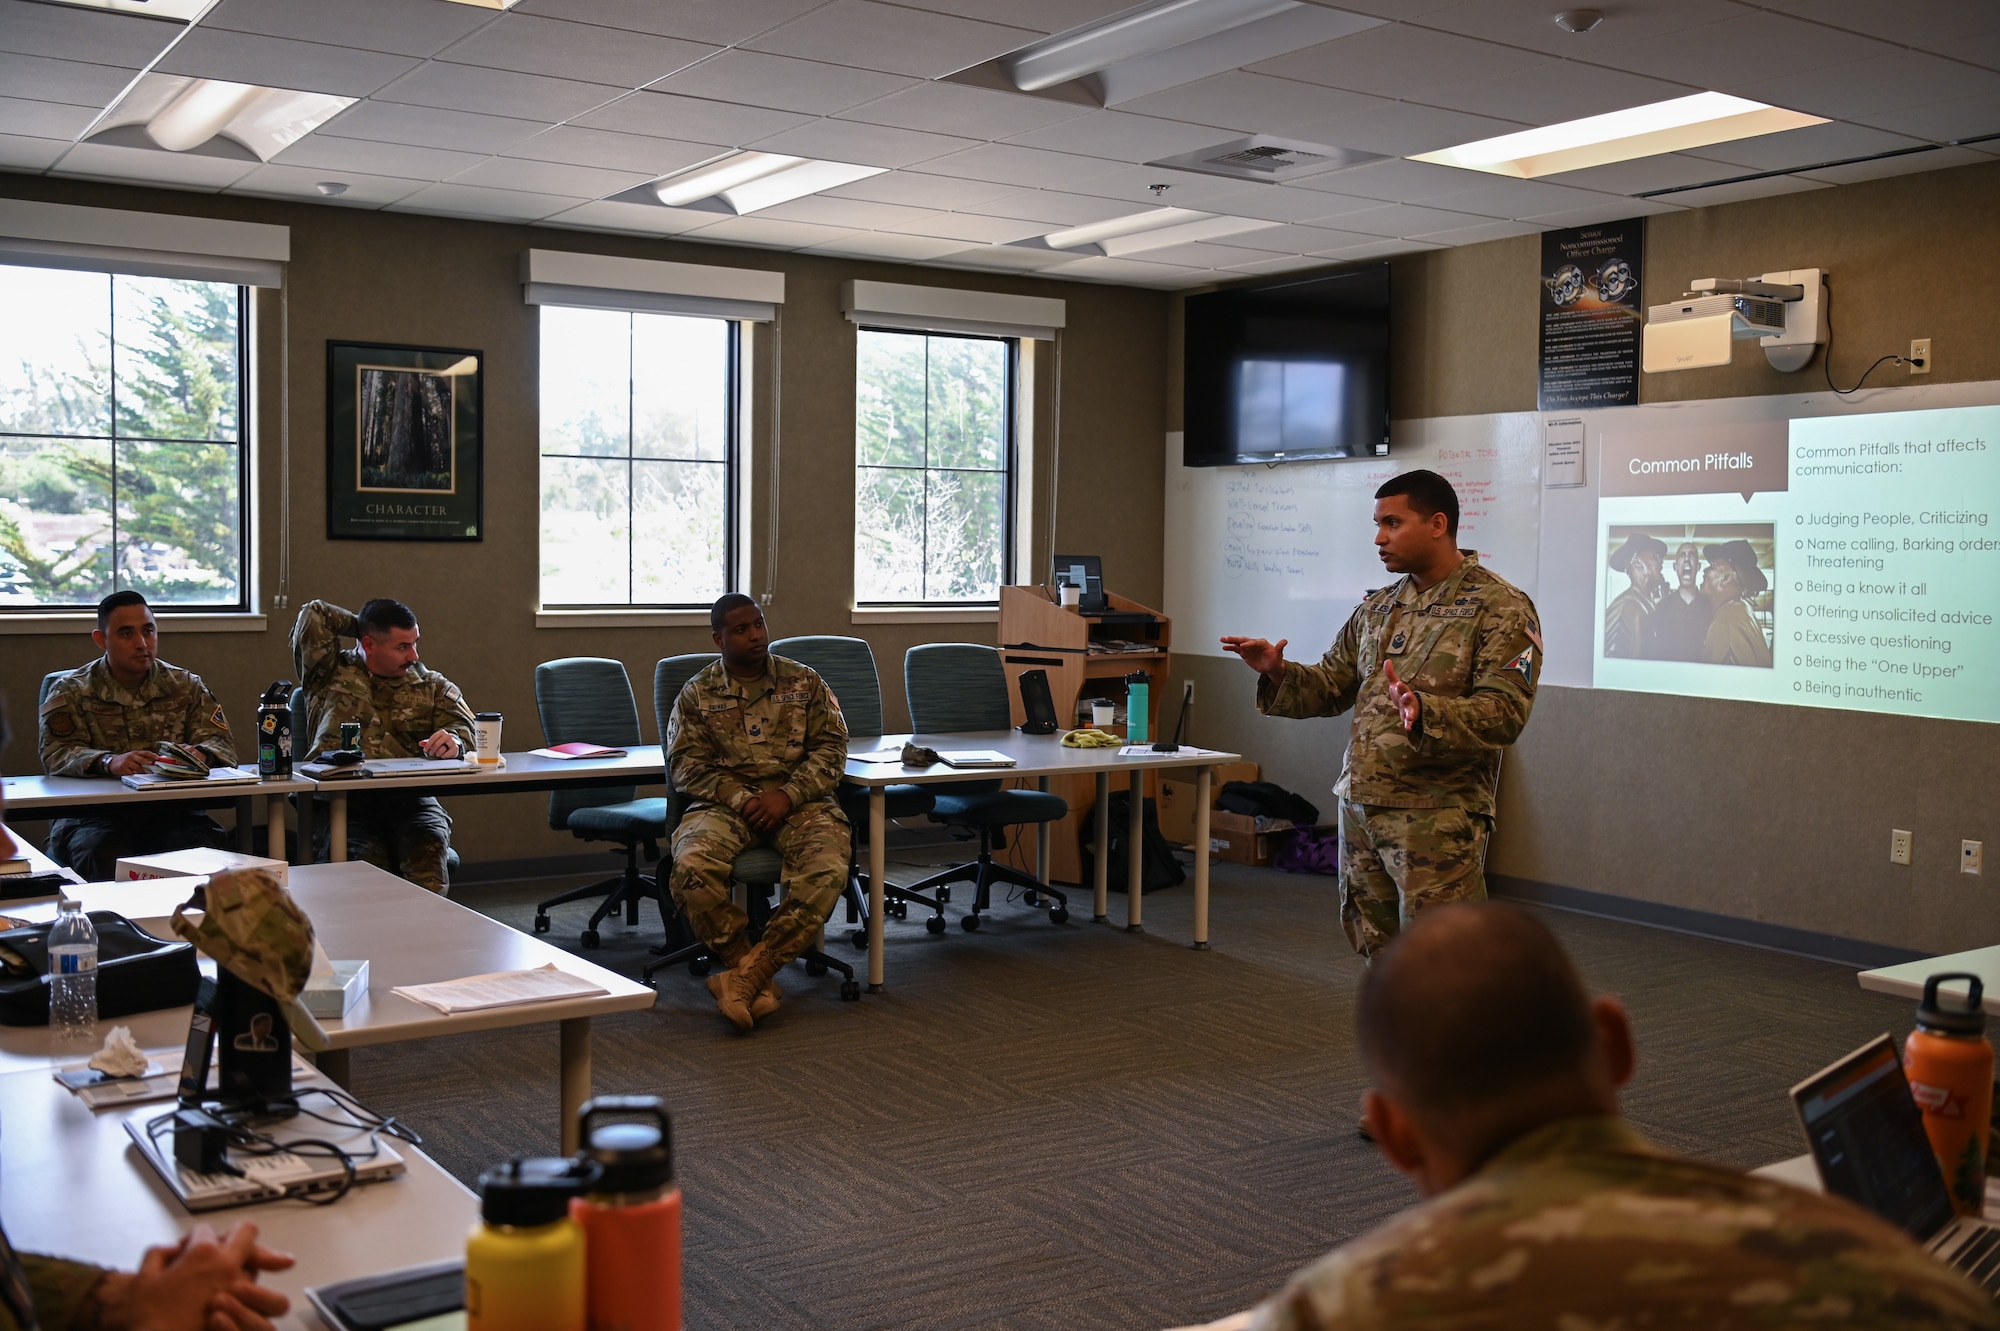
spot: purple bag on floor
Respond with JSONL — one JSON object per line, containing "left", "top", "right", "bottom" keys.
{"left": 1273, "top": 828, "right": 1339, "bottom": 876}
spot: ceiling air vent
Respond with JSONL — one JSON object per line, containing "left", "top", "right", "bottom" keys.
{"left": 1148, "top": 135, "right": 1385, "bottom": 183}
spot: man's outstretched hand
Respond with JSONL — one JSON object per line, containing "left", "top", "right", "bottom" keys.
{"left": 1220, "top": 636, "right": 1288, "bottom": 682}
{"left": 1382, "top": 660, "right": 1420, "bottom": 732}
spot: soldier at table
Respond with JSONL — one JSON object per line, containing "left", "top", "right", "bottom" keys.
{"left": 292, "top": 598, "right": 475, "bottom": 894}
{"left": 667, "top": 593, "right": 850, "bottom": 1032}
{"left": 37, "top": 591, "right": 235, "bottom": 881}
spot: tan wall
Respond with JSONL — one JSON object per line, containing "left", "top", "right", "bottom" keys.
{"left": 1170, "top": 156, "right": 2000, "bottom": 953}
{"left": 0, "top": 173, "right": 1167, "bottom": 869}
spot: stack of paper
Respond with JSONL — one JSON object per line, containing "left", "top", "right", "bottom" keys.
{"left": 391, "top": 964, "right": 607, "bottom": 1014}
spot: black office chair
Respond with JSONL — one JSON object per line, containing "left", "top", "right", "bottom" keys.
{"left": 641, "top": 654, "right": 858, "bottom": 1001}
{"left": 768, "top": 634, "right": 943, "bottom": 943}
{"left": 902, "top": 644, "right": 1069, "bottom": 931}
{"left": 529, "top": 658, "right": 670, "bottom": 949}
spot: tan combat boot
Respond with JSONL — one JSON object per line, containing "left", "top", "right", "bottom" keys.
{"left": 706, "top": 933, "right": 781, "bottom": 1022}
{"left": 707, "top": 942, "right": 783, "bottom": 1031}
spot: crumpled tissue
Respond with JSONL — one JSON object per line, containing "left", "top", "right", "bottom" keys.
{"left": 87, "top": 1024, "right": 149, "bottom": 1078}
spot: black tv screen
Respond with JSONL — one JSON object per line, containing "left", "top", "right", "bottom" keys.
{"left": 1183, "top": 264, "right": 1390, "bottom": 467}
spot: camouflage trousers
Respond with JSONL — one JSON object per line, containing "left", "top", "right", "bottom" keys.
{"left": 48, "top": 810, "right": 226, "bottom": 884}
{"left": 313, "top": 793, "right": 453, "bottom": 894}
{"left": 1337, "top": 799, "right": 1492, "bottom": 959}
{"left": 669, "top": 799, "right": 849, "bottom": 968}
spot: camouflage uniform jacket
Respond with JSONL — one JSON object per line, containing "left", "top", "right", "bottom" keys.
{"left": 667, "top": 656, "right": 848, "bottom": 816}
{"left": 291, "top": 600, "right": 475, "bottom": 760}
{"left": 1250, "top": 1115, "right": 2000, "bottom": 1331}
{"left": 1257, "top": 553, "right": 1539, "bottom": 817}
{"left": 37, "top": 657, "right": 236, "bottom": 777}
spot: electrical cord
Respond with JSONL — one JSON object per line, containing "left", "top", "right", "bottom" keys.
{"left": 1820, "top": 277, "right": 1910, "bottom": 395}
{"left": 142, "top": 1087, "right": 415, "bottom": 1206}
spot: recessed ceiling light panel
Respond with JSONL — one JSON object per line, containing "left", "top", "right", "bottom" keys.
{"left": 1411, "top": 92, "right": 1827, "bottom": 179}
{"left": 651, "top": 151, "right": 886, "bottom": 215}
{"left": 92, "top": 74, "right": 355, "bottom": 161}
{"left": 39, "top": 0, "right": 211, "bottom": 20}
{"left": 1040, "top": 207, "right": 1281, "bottom": 256}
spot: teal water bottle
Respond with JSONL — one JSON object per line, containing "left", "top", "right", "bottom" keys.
{"left": 1125, "top": 672, "right": 1149, "bottom": 745}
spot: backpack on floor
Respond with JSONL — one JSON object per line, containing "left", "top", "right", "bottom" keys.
{"left": 1080, "top": 791, "right": 1186, "bottom": 894}
{"left": 1216, "top": 780, "right": 1321, "bottom": 827}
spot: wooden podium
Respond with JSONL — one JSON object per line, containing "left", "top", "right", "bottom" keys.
{"left": 996, "top": 585, "right": 1171, "bottom": 885}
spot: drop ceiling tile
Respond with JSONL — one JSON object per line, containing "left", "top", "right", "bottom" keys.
{"left": 649, "top": 50, "right": 913, "bottom": 116}
{"left": 0, "top": 1, "right": 180, "bottom": 66}
{"left": 1062, "top": 166, "right": 1247, "bottom": 209}
{"left": 746, "top": 119, "right": 979, "bottom": 169}
{"left": 0, "top": 52, "right": 138, "bottom": 107}
{"left": 0, "top": 96, "right": 97, "bottom": 141}
{"left": 1313, "top": 237, "right": 1447, "bottom": 261}
{"left": 0, "top": 133, "right": 68, "bottom": 170}
{"left": 1329, "top": 201, "right": 1498, "bottom": 238}
{"left": 1126, "top": 240, "right": 1288, "bottom": 268}
{"left": 272, "top": 135, "right": 484, "bottom": 179}
{"left": 435, "top": 15, "right": 714, "bottom": 88}
{"left": 316, "top": 100, "right": 547, "bottom": 153}
{"left": 752, "top": 195, "right": 941, "bottom": 229}
{"left": 53, "top": 141, "right": 258, "bottom": 190}
{"left": 1541, "top": 152, "right": 1751, "bottom": 195}
{"left": 1273, "top": 186, "right": 1401, "bottom": 216}
{"left": 679, "top": 214, "right": 861, "bottom": 249}
{"left": 1758, "top": 0, "right": 2000, "bottom": 48}
{"left": 1301, "top": 155, "right": 1499, "bottom": 203}
{"left": 1248, "top": 24, "right": 1552, "bottom": 100}
{"left": 505, "top": 125, "right": 724, "bottom": 175}
{"left": 574, "top": 91, "right": 808, "bottom": 145}
{"left": 539, "top": 197, "right": 722, "bottom": 235}
{"left": 1568, "top": 10, "right": 1899, "bottom": 89}
{"left": 228, "top": 162, "right": 428, "bottom": 204}
{"left": 938, "top": 243, "right": 1077, "bottom": 272}
{"left": 823, "top": 170, "right": 1020, "bottom": 209}
{"left": 1521, "top": 197, "right": 1685, "bottom": 228}
{"left": 1220, "top": 222, "right": 1384, "bottom": 253}
{"left": 1407, "top": 217, "right": 1541, "bottom": 244}
{"left": 1043, "top": 255, "right": 1209, "bottom": 285}
{"left": 838, "top": 82, "right": 1087, "bottom": 141}
{"left": 797, "top": 231, "right": 975, "bottom": 261}
{"left": 1117, "top": 73, "right": 1387, "bottom": 136}
{"left": 1419, "top": 177, "right": 1636, "bottom": 221}
{"left": 741, "top": 1, "right": 1036, "bottom": 80}
{"left": 1415, "top": 0, "right": 1748, "bottom": 50}
{"left": 1729, "top": 51, "right": 2000, "bottom": 122}
{"left": 914, "top": 142, "right": 1133, "bottom": 190}
{"left": 1223, "top": 254, "right": 1339, "bottom": 277}
{"left": 449, "top": 155, "right": 651, "bottom": 197}
{"left": 1685, "top": 121, "right": 1930, "bottom": 172}
{"left": 1647, "top": 174, "right": 1831, "bottom": 209}
{"left": 1293, "top": 100, "right": 1527, "bottom": 157}
{"left": 875, "top": 211, "right": 1046, "bottom": 243}
{"left": 198, "top": 0, "right": 490, "bottom": 57}
{"left": 389, "top": 181, "right": 585, "bottom": 221}
{"left": 1424, "top": 60, "right": 1695, "bottom": 125}
{"left": 1861, "top": 93, "right": 2000, "bottom": 142}
{"left": 156, "top": 30, "right": 420, "bottom": 97}
{"left": 375, "top": 62, "right": 621, "bottom": 121}
{"left": 1327, "top": 0, "right": 1463, "bottom": 15}
{"left": 960, "top": 188, "right": 1159, "bottom": 226}
{"left": 1186, "top": 183, "right": 1377, "bottom": 223}
{"left": 1005, "top": 111, "right": 1235, "bottom": 163}
{"left": 887, "top": 0, "right": 1135, "bottom": 35}
{"left": 511, "top": 0, "right": 821, "bottom": 45}
{"left": 1798, "top": 144, "right": 1994, "bottom": 183}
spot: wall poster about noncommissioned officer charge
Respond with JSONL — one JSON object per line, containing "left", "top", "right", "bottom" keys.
{"left": 1538, "top": 218, "right": 1645, "bottom": 412}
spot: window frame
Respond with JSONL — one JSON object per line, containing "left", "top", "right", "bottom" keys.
{"left": 853, "top": 324, "right": 1019, "bottom": 610}
{"left": 0, "top": 266, "right": 253, "bottom": 616}
{"left": 534, "top": 304, "right": 743, "bottom": 613}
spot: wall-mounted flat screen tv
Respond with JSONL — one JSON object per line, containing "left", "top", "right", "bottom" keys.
{"left": 1183, "top": 263, "right": 1390, "bottom": 467}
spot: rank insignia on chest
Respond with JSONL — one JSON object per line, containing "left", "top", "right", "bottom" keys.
{"left": 1388, "top": 631, "right": 1407, "bottom": 652}
{"left": 1503, "top": 644, "right": 1536, "bottom": 687}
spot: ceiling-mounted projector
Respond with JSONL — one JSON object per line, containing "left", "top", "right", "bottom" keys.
{"left": 1642, "top": 268, "right": 1825, "bottom": 373}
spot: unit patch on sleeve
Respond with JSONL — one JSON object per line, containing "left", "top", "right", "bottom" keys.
{"left": 1503, "top": 644, "right": 1536, "bottom": 687}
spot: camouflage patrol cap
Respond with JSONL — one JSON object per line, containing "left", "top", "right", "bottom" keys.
{"left": 171, "top": 867, "right": 316, "bottom": 1002}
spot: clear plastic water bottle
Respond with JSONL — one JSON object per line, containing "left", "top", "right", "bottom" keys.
{"left": 49, "top": 899, "right": 98, "bottom": 1043}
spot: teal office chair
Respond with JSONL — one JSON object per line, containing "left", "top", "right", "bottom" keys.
{"left": 641, "top": 654, "right": 858, "bottom": 1001}
{"left": 530, "top": 658, "right": 669, "bottom": 948}
{"left": 768, "top": 635, "right": 942, "bottom": 943}
{"left": 902, "top": 644, "right": 1069, "bottom": 931}
{"left": 39, "top": 670, "right": 69, "bottom": 706}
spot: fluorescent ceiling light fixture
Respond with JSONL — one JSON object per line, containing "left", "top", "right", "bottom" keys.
{"left": 441, "top": 0, "right": 523, "bottom": 8}
{"left": 94, "top": 75, "right": 354, "bottom": 161}
{"left": 1045, "top": 207, "right": 1210, "bottom": 250}
{"left": 1099, "top": 214, "right": 1281, "bottom": 256}
{"left": 652, "top": 151, "right": 885, "bottom": 215}
{"left": 41, "top": 0, "right": 212, "bottom": 18}
{"left": 1410, "top": 92, "right": 1827, "bottom": 179}
{"left": 1005, "top": 0, "right": 1298, "bottom": 91}
{"left": 1043, "top": 208, "right": 1280, "bottom": 255}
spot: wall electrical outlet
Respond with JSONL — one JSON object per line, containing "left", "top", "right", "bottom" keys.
{"left": 1891, "top": 829, "right": 1914, "bottom": 865}
{"left": 1911, "top": 338, "right": 1932, "bottom": 373}
{"left": 1964, "top": 840, "right": 1983, "bottom": 875}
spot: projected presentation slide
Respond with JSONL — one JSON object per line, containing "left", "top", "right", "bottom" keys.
{"left": 1593, "top": 404, "right": 1999, "bottom": 722}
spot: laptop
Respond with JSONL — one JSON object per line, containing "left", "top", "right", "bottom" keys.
{"left": 1790, "top": 1034, "right": 2000, "bottom": 1297}
{"left": 125, "top": 1100, "right": 406, "bottom": 1211}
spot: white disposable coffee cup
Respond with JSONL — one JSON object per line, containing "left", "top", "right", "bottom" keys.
{"left": 1059, "top": 583, "right": 1081, "bottom": 607}
{"left": 473, "top": 712, "right": 503, "bottom": 765}
{"left": 1091, "top": 701, "right": 1116, "bottom": 727}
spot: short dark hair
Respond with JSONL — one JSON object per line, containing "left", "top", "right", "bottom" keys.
{"left": 1357, "top": 902, "right": 1596, "bottom": 1116}
{"left": 1375, "top": 469, "right": 1459, "bottom": 537}
{"left": 96, "top": 589, "right": 150, "bottom": 631}
{"left": 356, "top": 598, "right": 417, "bottom": 638}
{"left": 710, "top": 592, "right": 758, "bottom": 633}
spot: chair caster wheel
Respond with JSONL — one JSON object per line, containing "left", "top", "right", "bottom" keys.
{"left": 533, "top": 914, "right": 550, "bottom": 934}
{"left": 580, "top": 929, "right": 600, "bottom": 948}
{"left": 840, "top": 980, "right": 861, "bottom": 1001}
{"left": 961, "top": 914, "right": 981, "bottom": 932}
{"left": 937, "top": 886, "right": 951, "bottom": 902}
{"left": 850, "top": 929, "right": 868, "bottom": 950}
{"left": 1024, "top": 889, "right": 1040, "bottom": 906}
{"left": 925, "top": 915, "right": 946, "bottom": 935}
{"left": 892, "top": 901, "right": 908, "bottom": 920}
{"left": 806, "top": 957, "right": 828, "bottom": 976}
{"left": 689, "top": 958, "right": 710, "bottom": 977}
{"left": 1050, "top": 906, "right": 1069, "bottom": 925}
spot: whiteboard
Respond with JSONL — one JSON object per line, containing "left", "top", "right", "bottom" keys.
{"left": 1164, "top": 414, "right": 1543, "bottom": 659}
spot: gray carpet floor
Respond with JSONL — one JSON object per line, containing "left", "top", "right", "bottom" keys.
{"left": 339, "top": 851, "right": 1916, "bottom": 1330}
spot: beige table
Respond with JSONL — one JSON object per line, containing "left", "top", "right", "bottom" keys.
{"left": 0, "top": 861, "right": 656, "bottom": 1152}
{"left": 0, "top": 1062, "right": 474, "bottom": 1331}
{"left": 843, "top": 732, "right": 1241, "bottom": 991}
{"left": 1860, "top": 950, "right": 2000, "bottom": 1011}
{"left": 1, "top": 819, "right": 79, "bottom": 884}
{"left": 2, "top": 770, "right": 317, "bottom": 865}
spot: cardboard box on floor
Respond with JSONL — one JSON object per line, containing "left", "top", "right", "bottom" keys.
{"left": 1208, "top": 809, "right": 1298, "bottom": 867}
{"left": 1157, "top": 762, "right": 1259, "bottom": 845}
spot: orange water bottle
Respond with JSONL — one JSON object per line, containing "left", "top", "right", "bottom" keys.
{"left": 571, "top": 1095, "right": 682, "bottom": 1331}
{"left": 1905, "top": 971, "right": 1994, "bottom": 1217}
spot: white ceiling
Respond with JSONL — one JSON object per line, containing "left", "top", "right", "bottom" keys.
{"left": 2, "top": 0, "right": 1998, "bottom": 289}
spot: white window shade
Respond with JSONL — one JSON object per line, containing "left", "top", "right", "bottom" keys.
{"left": 842, "top": 279, "right": 1065, "bottom": 341}
{"left": 521, "top": 249, "right": 785, "bottom": 322}
{"left": 0, "top": 198, "right": 288, "bottom": 287}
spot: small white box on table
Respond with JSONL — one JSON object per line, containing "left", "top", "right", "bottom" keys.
{"left": 114, "top": 847, "right": 288, "bottom": 886}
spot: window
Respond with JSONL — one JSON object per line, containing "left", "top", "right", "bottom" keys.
{"left": 854, "top": 329, "right": 1014, "bottom": 605}
{"left": 538, "top": 305, "right": 737, "bottom": 608}
{"left": 0, "top": 263, "right": 248, "bottom": 610}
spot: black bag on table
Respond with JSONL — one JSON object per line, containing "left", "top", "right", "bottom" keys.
{"left": 1080, "top": 791, "right": 1187, "bottom": 894}
{"left": 0, "top": 910, "right": 201, "bottom": 1026}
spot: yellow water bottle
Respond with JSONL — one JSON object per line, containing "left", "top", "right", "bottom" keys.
{"left": 466, "top": 1156, "right": 597, "bottom": 1331}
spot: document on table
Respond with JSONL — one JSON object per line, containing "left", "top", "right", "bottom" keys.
{"left": 848, "top": 747, "right": 908, "bottom": 764}
{"left": 1117, "top": 745, "right": 1230, "bottom": 757}
{"left": 391, "top": 964, "right": 608, "bottom": 1014}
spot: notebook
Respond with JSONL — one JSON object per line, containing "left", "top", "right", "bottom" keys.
{"left": 937, "top": 750, "right": 1017, "bottom": 769}
{"left": 1791, "top": 1034, "right": 2000, "bottom": 1299}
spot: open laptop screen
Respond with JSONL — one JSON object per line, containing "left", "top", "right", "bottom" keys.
{"left": 1791, "top": 1034, "right": 1957, "bottom": 1240}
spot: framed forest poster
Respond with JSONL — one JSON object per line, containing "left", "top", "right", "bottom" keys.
{"left": 326, "top": 341, "right": 483, "bottom": 540}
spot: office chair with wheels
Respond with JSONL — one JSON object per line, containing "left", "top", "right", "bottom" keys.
{"left": 901, "top": 644, "right": 1070, "bottom": 932}
{"left": 529, "top": 658, "right": 669, "bottom": 948}
{"left": 768, "top": 634, "right": 940, "bottom": 944}
{"left": 640, "top": 654, "right": 858, "bottom": 1001}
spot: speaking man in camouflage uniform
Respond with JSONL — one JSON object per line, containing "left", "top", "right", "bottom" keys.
{"left": 667, "top": 593, "right": 849, "bottom": 1032}
{"left": 1222, "top": 470, "right": 1539, "bottom": 959}
{"left": 292, "top": 598, "right": 475, "bottom": 894}
{"left": 37, "top": 590, "right": 236, "bottom": 881}
{"left": 1216, "top": 902, "right": 1999, "bottom": 1331}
